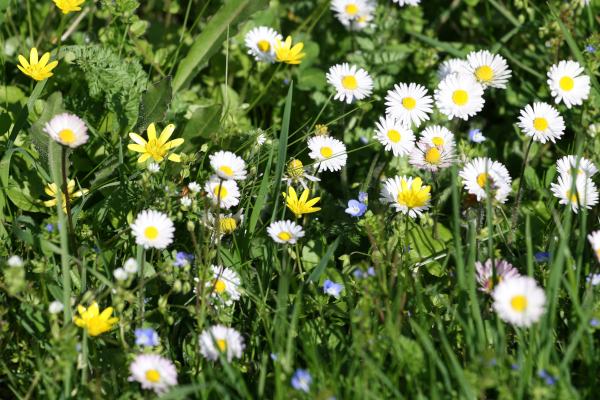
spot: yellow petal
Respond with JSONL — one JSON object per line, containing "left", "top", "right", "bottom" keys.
{"left": 400, "top": 178, "right": 408, "bottom": 193}
{"left": 67, "top": 180, "right": 76, "bottom": 194}
{"left": 411, "top": 177, "right": 422, "bottom": 192}
{"left": 304, "top": 197, "right": 321, "bottom": 208}
{"left": 299, "top": 189, "right": 310, "bottom": 203}
{"left": 42, "top": 199, "right": 57, "bottom": 207}
{"left": 163, "top": 138, "right": 184, "bottom": 150}
{"left": 129, "top": 132, "right": 147, "bottom": 146}
{"left": 167, "top": 153, "right": 181, "bottom": 162}
{"left": 158, "top": 124, "right": 175, "bottom": 145}
{"left": 137, "top": 153, "right": 152, "bottom": 163}
{"left": 290, "top": 43, "right": 304, "bottom": 56}
{"left": 41, "top": 60, "right": 59, "bottom": 73}
{"left": 288, "top": 186, "right": 298, "bottom": 202}
{"left": 284, "top": 37, "right": 292, "bottom": 48}
{"left": 18, "top": 55, "right": 30, "bottom": 69}
{"left": 38, "top": 52, "right": 50, "bottom": 68}
{"left": 45, "top": 185, "right": 56, "bottom": 197}
{"left": 128, "top": 144, "right": 147, "bottom": 153}
{"left": 152, "top": 154, "right": 165, "bottom": 162}
{"left": 73, "top": 317, "right": 85, "bottom": 328}
{"left": 30, "top": 48, "right": 38, "bottom": 65}
{"left": 99, "top": 306, "right": 114, "bottom": 319}
{"left": 306, "top": 206, "right": 321, "bottom": 213}
{"left": 147, "top": 123, "right": 157, "bottom": 141}
{"left": 17, "top": 65, "right": 30, "bottom": 76}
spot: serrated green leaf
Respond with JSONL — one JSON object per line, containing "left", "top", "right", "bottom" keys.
{"left": 135, "top": 75, "right": 173, "bottom": 133}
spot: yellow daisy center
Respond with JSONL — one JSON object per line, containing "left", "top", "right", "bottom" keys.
{"left": 219, "top": 166, "right": 233, "bottom": 177}
{"left": 358, "top": 16, "right": 366, "bottom": 22}
{"left": 214, "top": 185, "right": 228, "bottom": 198}
{"left": 146, "top": 370, "right": 161, "bottom": 383}
{"left": 321, "top": 147, "right": 333, "bottom": 158}
{"left": 475, "top": 65, "right": 494, "bottom": 82}
{"left": 452, "top": 90, "right": 468, "bottom": 106}
{"left": 402, "top": 97, "right": 416, "bottom": 110}
{"left": 278, "top": 232, "right": 292, "bottom": 241}
{"left": 287, "top": 159, "right": 305, "bottom": 179}
{"left": 432, "top": 137, "right": 445, "bottom": 146}
{"left": 342, "top": 76, "right": 358, "bottom": 90}
{"left": 425, "top": 148, "right": 441, "bottom": 164}
{"left": 216, "top": 339, "right": 227, "bottom": 351}
{"left": 387, "top": 129, "right": 401, "bottom": 143}
{"left": 144, "top": 227, "right": 158, "bottom": 239}
{"left": 396, "top": 178, "right": 431, "bottom": 209}
{"left": 220, "top": 218, "right": 237, "bottom": 233}
{"left": 258, "top": 40, "right": 270, "bottom": 52}
{"left": 559, "top": 76, "right": 574, "bottom": 91}
{"left": 566, "top": 190, "right": 581, "bottom": 203}
{"left": 510, "top": 295, "right": 527, "bottom": 312}
{"left": 146, "top": 138, "right": 167, "bottom": 158}
{"left": 486, "top": 276, "right": 503, "bottom": 290}
{"left": 59, "top": 129, "right": 75, "bottom": 144}
{"left": 477, "top": 173, "right": 491, "bottom": 188}
{"left": 346, "top": 4, "right": 358, "bottom": 14}
{"left": 212, "top": 279, "right": 227, "bottom": 293}
{"left": 533, "top": 117, "right": 548, "bottom": 131}
{"left": 567, "top": 169, "right": 583, "bottom": 175}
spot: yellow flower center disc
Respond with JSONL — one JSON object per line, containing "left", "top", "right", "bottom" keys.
{"left": 566, "top": 190, "right": 580, "bottom": 203}
{"left": 345, "top": 4, "right": 358, "bottom": 14}
{"left": 402, "top": 97, "right": 416, "bottom": 110}
{"left": 342, "top": 75, "right": 358, "bottom": 90}
{"left": 146, "top": 370, "right": 161, "bottom": 383}
{"left": 475, "top": 65, "right": 494, "bottom": 82}
{"left": 220, "top": 218, "right": 237, "bottom": 233}
{"left": 477, "top": 173, "right": 490, "bottom": 188}
{"left": 533, "top": 117, "right": 548, "bottom": 131}
{"left": 144, "top": 226, "right": 158, "bottom": 239}
{"left": 320, "top": 147, "right": 333, "bottom": 158}
{"left": 567, "top": 169, "right": 583, "bottom": 175}
{"left": 510, "top": 295, "right": 527, "bottom": 312}
{"left": 213, "top": 279, "right": 227, "bottom": 293}
{"left": 425, "top": 148, "right": 441, "bottom": 164}
{"left": 216, "top": 339, "right": 227, "bottom": 351}
{"left": 214, "top": 185, "right": 228, "bottom": 198}
{"left": 432, "top": 137, "right": 445, "bottom": 146}
{"left": 258, "top": 40, "right": 270, "bottom": 52}
{"left": 219, "top": 166, "right": 233, "bottom": 176}
{"left": 59, "top": 129, "right": 75, "bottom": 144}
{"left": 278, "top": 231, "right": 292, "bottom": 241}
{"left": 452, "top": 90, "right": 468, "bottom": 106}
{"left": 559, "top": 76, "right": 574, "bottom": 91}
{"left": 387, "top": 129, "right": 401, "bottom": 143}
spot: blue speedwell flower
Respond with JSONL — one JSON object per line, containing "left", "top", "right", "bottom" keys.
{"left": 358, "top": 191, "right": 368, "bottom": 202}
{"left": 135, "top": 328, "right": 160, "bottom": 347}
{"left": 534, "top": 251, "right": 550, "bottom": 263}
{"left": 469, "top": 129, "right": 486, "bottom": 143}
{"left": 590, "top": 318, "right": 599, "bottom": 327}
{"left": 587, "top": 45, "right": 596, "bottom": 53}
{"left": 323, "top": 279, "right": 343, "bottom": 297}
{"left": 291, "top": 369, "right": 312, "bottom": 392}
{"left": 345, "top": 199, "right": 367, "bottom": 217}
{"left": 174, "top": 251, "right": 194, "bottom": 267}
{"left": 46, "top": 223, "right": 54, "bottom": 232}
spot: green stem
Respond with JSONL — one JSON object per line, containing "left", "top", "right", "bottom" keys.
{"left": 361, "top": 148, "right": 383, "bottom": 194}
{"left": 245, "top": 63, "right": 283, "bottom": 115}
{"left": 57, "top": 14, "right": 66, "bottom": 55}
{"left": 510, "top": 139, "right": 533, "bottom": 243}
{"left": 433, "top": 172, "right": 439, "bottom": 240}
{"left": 62, "top": 147, "right": 79, "bottom": 264}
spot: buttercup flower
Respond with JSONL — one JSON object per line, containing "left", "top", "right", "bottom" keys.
{"left": 409, "top": 141, "right": 456, "bottom": 172}
{"left": 267, "top": 220, "right": 305, "bottom": 244}
{"left": 274, "top": 36, "right": 306, "bottom": 64}
{"left": 130, "top": 210, "right": 175, "bottom": 249}
{"left": 128, "top": 123, "right": 184, "bottom": 163}
{"left": 53, "top": 0, "right": 85, "bottom": 14}
{"left": 550, "top": 174, "right": 599, "bottom": 213}
{"left": 556, "top": 155, "right": 598, "bottom": 178}
{"left": 204, "top": 174, "right": 241, "bottom": 209}
{"left": 516, "top": 102, "right": 565, "bottom": 144}
{"left": 43, "top": 113, "right": 89, "bottom": 148}
{"left": 326, "top": 63, "right": 373, "bottom": 104}
{"left": 73, "top": 301, "right": 118, "bottom": 336}
{"left": 135, "top": 328, "right": 160, "bottom": 347}
{"left": 282, "top": 159, "right": 321, "bottom": 190}
{"left": 459, "top": 157, "right": 512, "bottom": 204}
{"left": 323, "top": 280, "right": 343, "bottom": 297}
{"left": 437, "top": 58, "right": 469, "bottom": 81}
{"left": 199, "top": 325, "right": 245, "bottom": 362}
{"left": 379, "top": 175, "right": 432, "bottom": 218}
{"left": 475, "top": 258, "right": 520, "bottom": 294}
{"left": 372, "top": 115, "right": 415, "bottom": 157}
{"left": 434, "top": 74, "right": 485, "bottom": 121}
{"left": 42, "top": 180, "right": 89, "bottom": 214}
{"left": 492, "top": 276, "right": 547, "bottom": 327}
{"left": 283, "top": 187, "right": 321, "bottom": 218}
{"left": 463, "top": 50, "right": 512, "bottom": 89}
{"left": 307, "top": 136, "right": 348, "bottom": 172}
{"left": 17, "top": 47, "right": 58, "bottom": 81}
{"left": 291, "top": 369, "right": 312, "bottom": 392}
{"left": 547, "top": 60, "right": 591, "bottom": 109}
{"left": 345, "top": 199, "right": 367, "bottom": 217}
{"left": 128, "top": 354, "right": 177, "bottom": 396}
{"left": 384, "top": 83, "right": 434, "bottom": 128}
{"left": 209, "top": 150, "right": 247, "bottom": 180}
{"left": 244, "top": 26, "right": 282, "bottom": 63}
{"left": 419, "top": 125, "right": 455, "bottom": 150}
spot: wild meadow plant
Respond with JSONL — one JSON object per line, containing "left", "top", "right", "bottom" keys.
{"left": 1, "top": 0, "right": 600, "bottom": 398}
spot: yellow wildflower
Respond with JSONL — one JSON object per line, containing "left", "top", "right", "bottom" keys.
{"left": 128, "top": 123, "right": 185, "bottom": 163}
{"left": 274, "top": 36, "right": 306, "bottom": 65}
{"left": 17, "top": 48, "right": 58, "bottom": 81}
{"left": 73, "top": 301, "right": 118, "bottom": 336}
{"left": 282, "top": 186, "right": 321, "bottom": 218}
{"left": 53, "top": 0, "right": 85, "bottom": 14}
{"left": 42, "top": 180, "right": 89, "bottom": 214}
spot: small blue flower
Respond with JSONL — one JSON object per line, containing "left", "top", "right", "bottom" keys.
{"left": 345, "top": 199, "right": 367, "bottom": 217}
{"left": 534, "top": 251, "right": 550, "bottom": 263}
{"left": 173, "top": 251, "right": 194, "bottom": 267}
{"left": 359, "top": 136, "right": 368, "bottom": 144}
{"left": 284, "top": 78, "right": 289, "bottom": 85}
{"left": 405, "top": 311, "right": 411, "bottom": 316}
{"left": 353, "top": 270, "right": 363, "bottom": 278}
{"left": 76, "top": 342, "right": 82, "bottom": 352}
{"left": 591, "top": 318, "right": 599, "bottom": 327}
{"left": 586, "top": 273, "right": 600, "bottom": 286}
{"left": 367, "top": 266, "right": 375, "bottom": 276}
{"left": 46, "top": 223, "right": 54, "bottom": 232}
{"left": 135, "top": 328, "right": 160, "bottom": 347}
{"left": 511, "top": 363, "right": 519, "bottom": 370}
{"left": 323, "top": 279, "right": 343, "bottom": 298}
{"left": 538, "top": 370, "right": 547, "bottom": 378}
{"left": 93, "top": 247, "right": 98, "bottom": 253}
{"left": 358, "top": 191, "right": 368, "bottom": 202}
{"left": 469, "top": 129, "right": 486, "bottom": 143}
{"left": 291, "top": 369, "right": 311, "bottom": 392}
{"left": 587, "top": 45, "right": 596, "bottom": 53}
{"left": 356, "top": 310, "right": 362, "bottom": 316}
{"left": 270, "top": 353, "right": 278, "bottom": 361}
{"left": 545, "top": 377, "right": 555, "bottom": 386}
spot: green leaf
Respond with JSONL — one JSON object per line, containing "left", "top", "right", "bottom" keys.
{"left": 7, "top": 169, "right": 47, "bottom": 213}
{"left": 130, "top": 20, "right": 148, "bottom": 36}
{"left": 271, "top": 82, "right": 293, "bottom": 223}
{"left": 307, "top": 236, "right": 341, "bottom": 283}
{"left": 407, "top": 225, "right": 447, "bottom": 275}
{"left": 179, "top": 104, "right": 223, "bottom": 154}
{"left": 135, "top": 75, "right": 173, "bottom": 133}
{"left": 172, "top": 0, "right": 270, "bottom": 92}
{"left": 297, "top": 68, "right": 328, "bottom": 91}
{"left": 0, "top": 86, "right": 25, "bottom": 104}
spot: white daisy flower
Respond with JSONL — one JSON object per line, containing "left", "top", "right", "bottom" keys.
{"left": 267, "top": 220, "right": 305, "bottom": 244}
{"left": 130, "top": 210, "right": 175, "bottom": 249}
{"left": 244, "top": 26, "right": 282, "bottom": 63}
{"left": 384, "top": 82, "right": 434, "bottom": 128}
{"left": 393, "top": 0, "right": 420, "bottom": 6}
{"left": 492, "top": 276, "right": 546, "bottom": 327}
{"left": 463, "top": 50, "right": 512, "bottom": 89}
{"left": 340, "top": 13, "right": 377, "bottom": 31}
{"left": 48, "top": 300, "right": 64, "bottom": 314}
{"left": 147, "top": 163, "right": 160, "bottom": 173}
{"left": 180, "top": 197, "right": 192, "bottom": 207}
{"left": 113, "top": 268, "right": 128, "bottom": 281}
{"left": 188, "top": 182, "right": 201, "bottom": 193}
{"left": 373, "top": 115, "right": 415, "bottom": 157}
{"left": 199, "top": 325, "right": 245, "bottom": 362}
{"left": 418, "top": 125, "right": 455, "bottom": 149}
{"left": 550, "top": 174, "right": 599, "bottom": 213}
{"left": 434, "top": 74, "right": 485, "bottom": 121}
{"left": 123, "top": 258, "right": 138, "bottom": 274}
{"left": 588, "top": 230, "right": 600, "bottom": 263}
{"left": 209, "top": 150, "right": 247, "bottom": 181}
{"left": 459, "top": 157, "right": 512, "bottom": 204}
{"left": 408, "top": 141, "right": 456, "bottom": 172}
{"left": 205, "top": 265, "right": 241, "bottom": 306}
{"left": 128, "top": 354, "right": 178, "bottom": 396}
{"left": 307, "top": 136, "right": 348, "bottom": 172}
{"left": 43, "top": 113, "right": 89, "bottom": 148}
{"left": 379, "top": 175, "right": 432, "bottom": 218}
{"left": 516, "top": 102, "right": 565, "bottom": 144}
{"left": 204, "top": 174, "right": 241, "bottom": 209}
{"left": 556, "top": 155, "right": 598, "bottom": 178}
{"left": 547, "top": 60, "right": 591, "bottom": 109}
{"left": 7, "top": 255, "right": 23, "bottom": 268}
{"left": 326, "top": 63, "right": 373, "bottom": 104}
{"left": 256, "top": 133, "right": 266, "bottom": 146}
{"left": 475, "top": 258, "right": 520, "bottom": 294}
{"left": 282, "top": 159, "right": 321, "bottom": 190}
{"left": 331, "top": 0, "right": 376, "bottom": 23}
{"left": 437, "top": 58, "right": 469, "bottom": 81}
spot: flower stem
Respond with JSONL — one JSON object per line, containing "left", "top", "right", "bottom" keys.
{"left": 62, "top": 147, "right": 80, "bottom": 265}
{"left": 433, "top": 172, "right": 439, "bottom": 240}
{"left": 361, "top": 147, "right": 383, "bottom": 195}
{"left": 510, "top": 139, "right": 533, "bottom": 243}
{"left": 57, "top": 14, "right": 66, "bottom": 55}
{"left": 245, "top": 63, "right": 283, "bottom": 115}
